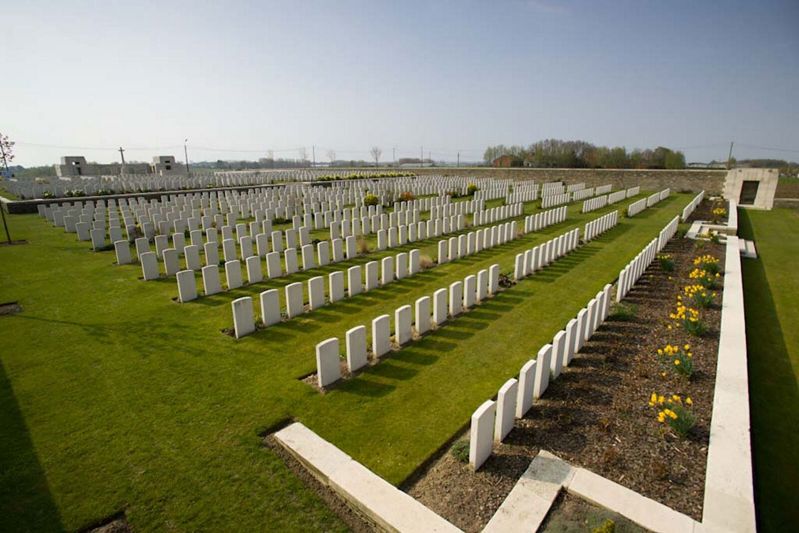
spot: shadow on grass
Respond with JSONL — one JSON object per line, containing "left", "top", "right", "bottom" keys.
{"left": 0, "top": 358, "right": 63, "bottom": 531}
{"left": 738, "top": 209, "right": 799, "bottom": 533}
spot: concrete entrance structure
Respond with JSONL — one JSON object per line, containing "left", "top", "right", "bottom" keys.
{"left": 723, "top": 168, "right": 778, "bottom": 209}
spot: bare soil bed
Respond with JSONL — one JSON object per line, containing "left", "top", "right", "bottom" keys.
{"left": 539, "top": 492, "right": 647, "bottom": 533}
{"left": 405, "top": 236, "right": 725, "bottom": 531}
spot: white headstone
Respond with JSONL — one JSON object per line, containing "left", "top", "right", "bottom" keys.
{"left": 433, "top": 288, "right": 448, "bottom": 325}
{"left": 516, "top": 360, "right": 537, "bottom": 418}
{"left": 395, "top": 305, "right": 412, "bottom": 345}
{"left": 285, "top": 282, "right": 304, "bottom": 318}
{"left": 533, "top": 344, "right": 552, "bottom": 399}
{"left": 415, "top": 296, "right": 431, "bottom": 335}
{"left": 551, "top": 331, "right": 566, "bottom": 378}
{"left": 347, "top": 265, "right": 362, "bottom": 297}
{"left": 316, "top": 338, "right": 341, "bottom": 388}
{"left": 140, "top": 252, "right": 159, "bottom": 280}
{"left": 225, "top": 260, "right": 242, "bottom": 289}
{"left": 308, "top": 276, "right": 325, "bottom": 310}
{"left": 469, "top": 400, "right": 496, "bottom": 471}
{"left": 114, "top": 241, "right": 131, "bottom": 265}
{"left": 345, "top": 325, "right": 368, "bottom": 372}
{"left": 176, "top": 270, "right": 197, "bottom": 303}
{"left": 329, "top": 271, "right": 344, "bottom": 303}
{"left": 259, "top": 289, "right": 281, "bottom": 326}
{"left": 495, "top": 378, "right": 518, "bottom": 442}
{"left": 372, "top": 314, "right": 391, "bottom": 358}
{"left": 202, "top": 265, "right": 222, "bottom": 295}
{"left": 232, "top": 297, "right": 255, "bottom": 338}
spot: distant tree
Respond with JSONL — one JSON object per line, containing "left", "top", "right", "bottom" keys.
{"left": 0, "top": 132, "right": 15, "bottom": 243}
{"left": 298, "top": 147, "right": 308, "bottom": 164}
{"left": 327, "top": 150, "right": 336, "bottom": 164}
{"left": 665, "top": 150, "right": 686, "bottom": 169}
{"left": 370, "top": 146, "right": 382, "bottom": 167}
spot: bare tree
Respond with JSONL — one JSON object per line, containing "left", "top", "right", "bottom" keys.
{"left": 327, "top": 150, "right": 336, "bottom": 164}
{"left": 370, "top": 146, "right": 382, "bottom": 168}
{"left": 298, "top": 147, "right": 308, "bottom": 165}
{"left": 0, "top": 132, "right": 15, "bottom": 243}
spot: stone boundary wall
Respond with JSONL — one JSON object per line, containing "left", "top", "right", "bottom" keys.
{"left": 411, "top": 168, "right": 725, "bottom": 195}
{"left": 775, "top": 178, "right": 799, "bottom": 198}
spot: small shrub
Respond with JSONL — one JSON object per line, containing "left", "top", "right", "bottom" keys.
{"left": 399, "top": 191, "right": 415, "bottom": 201}
{"left": 356, "top": 236, "right": 370, "bottom": 254}
{"left": 649, "top": 393, "right": 695, "bottom": 438}
{"left": 592, "top": 519, "right": 616, "bottom": 533}
{"left": 711, "top": 206, "right": 727, "bottom": 223}
{"left": 657, "top": 343, "right": 694, "bottom": 378}
{"left": 419, "top": 255, "right": 434, "bottom": 270}
{"left": 709, "top": 232, "right": 721, "bottom": 244}
{"left": 610, "top": 302, "right": 637, "bottom": 321}
{"left": 450, "top": 440, "right": 469, "bottom": 463}
{"left": 669, "top": 303, "right": 706, "bottom": 336}
{"left": 273, "top": 216, "right": 290, "bottom": 225}
{"left": 364, "top": 193, "right": 379, "bottom": 207}
{"left": 466, "top": 183, "right": 478, "bottom": 196}
{"left": 657, "top": 253, "right": 674, "bottom": 272}
{"left": 681, "top": 284, "right": 714, "bottom": 308}
{"left": 498, "top": 273, "right": 514, "bottom": 288}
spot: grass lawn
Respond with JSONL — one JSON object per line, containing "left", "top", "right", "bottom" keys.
{"left": 738, "top": 208, "right": 799, "bottom": 532}
{"left": 0, "top": 193, "right": 691, "bottom": 531}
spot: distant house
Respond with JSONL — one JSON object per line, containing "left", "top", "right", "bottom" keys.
{"left": 492, "top": 155, "right": 523, "bottom": 168}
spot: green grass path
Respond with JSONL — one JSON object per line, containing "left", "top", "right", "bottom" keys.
{"left": 0, "top": 194, "right": 689, "bottom": 531}
{"left": 738, "top": 208, "right": 799, "bottom": 533}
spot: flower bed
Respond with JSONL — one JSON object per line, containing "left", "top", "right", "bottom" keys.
{"left": 404, "top": 236, "right": 725, "bottom": 531}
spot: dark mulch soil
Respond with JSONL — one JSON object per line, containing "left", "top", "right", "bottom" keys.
{"left": 539, "top": 492, "right": 647, "bottom": 533}
{"left": 264, "top": 436, "right": 376, "bottom": 533}
{"left": 405, "top": 237, "right": 724, "bottom": 531}
{"left": 686, "top": 197, "right": 726, "bottom": 225}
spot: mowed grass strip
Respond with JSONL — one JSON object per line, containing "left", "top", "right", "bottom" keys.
{"left": 0, "top": 193, "right": 688, "bottom": 531}
{"left": 738, "top": 208, "right": 799, "bottom": 533}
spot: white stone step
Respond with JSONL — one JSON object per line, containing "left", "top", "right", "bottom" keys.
{"left": 740, "top": 239, "right": 757, "bottom": 259}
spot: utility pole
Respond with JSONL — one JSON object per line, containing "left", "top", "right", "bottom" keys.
{"left": 727, "top": 141, "right": 735, "bottom": 169}
{"left": 118, "top": 146, "right": 126, "bottom": 176}
{"left": 184, "top": 138, "right": 190, "bottom": 177}
{"left": 420, "top": 146, "right": 423, "bottom": 167}
{"left": 457, "top": 151, "right": 460, "bottom": 168}
{"left": 392, "top": 147, "right": 396, "bottom": 166}
{"left": 312, "top": 145, "right": 316, "bottom": 168}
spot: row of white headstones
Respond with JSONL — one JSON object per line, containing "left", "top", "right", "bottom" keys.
{"left": 627, "top": 187, "right": 671, "bottom": 217}
{"left": 227, "top": 218, "right": 525, "bottom": 338}
{"left": 312, "top": 220, "right": 592, "bottom": 389}
{"left": 152, "top": 203, "right": 526, "bottom": 299}
{"left": 468, "top": 212, "right": 681, "bottom": 469}
{"left": 582, "top": 185, "right": 641, "bottom": 213}
{"left": 540, "top": 183, "right": 613, "bottom": 209}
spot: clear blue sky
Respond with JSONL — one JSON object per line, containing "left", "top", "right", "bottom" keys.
{"left": 5, "top": 0, "right": 798, "bottom": 166}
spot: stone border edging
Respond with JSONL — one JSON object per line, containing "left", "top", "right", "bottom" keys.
{"left": 700, "top": 235, "right": 756, "bottom": 533}
{"left": 273, "top": 422, "right": 462, "bottom": 532}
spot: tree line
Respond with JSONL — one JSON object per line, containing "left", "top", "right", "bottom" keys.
{"left": 483, "top": 139, "right": 687, "bottom": 169}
